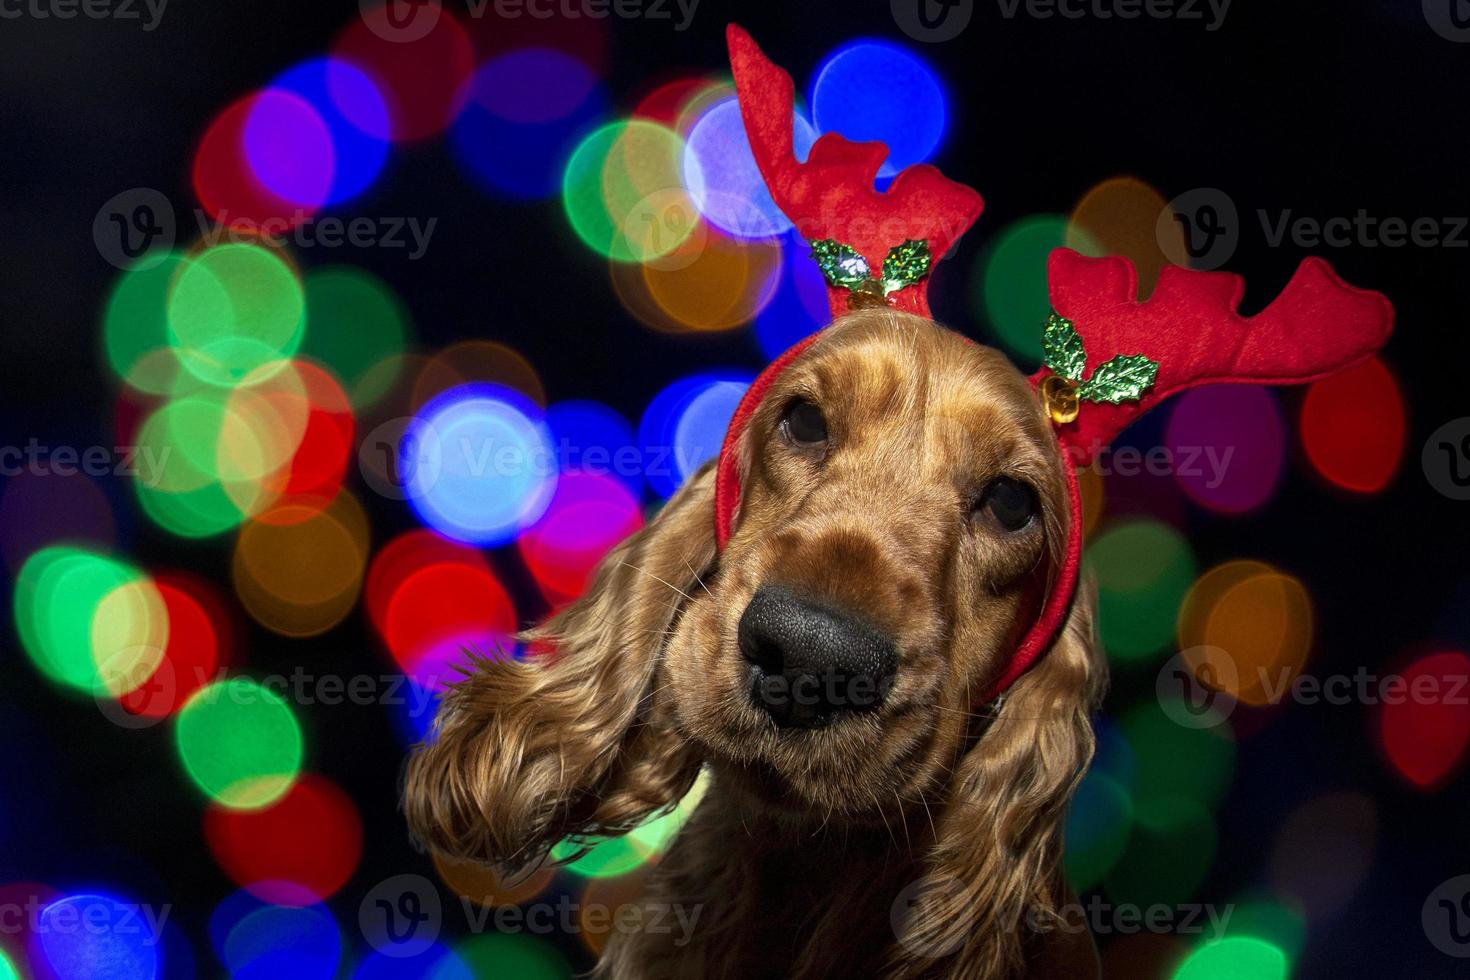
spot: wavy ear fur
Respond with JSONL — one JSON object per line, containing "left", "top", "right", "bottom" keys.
{"left": 890, "top": 577, "right": 1106, "bottom": 979}
{"left": 404, "top": 465, "right": 716, "bottom": 870}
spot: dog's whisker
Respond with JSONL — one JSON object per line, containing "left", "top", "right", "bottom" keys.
{"left": 618, "top": 559, "right": 695, "bottom": 603}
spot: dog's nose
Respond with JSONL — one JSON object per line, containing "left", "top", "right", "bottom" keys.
{"left": 737, "top": 585, "right": 899, "bottom": 728}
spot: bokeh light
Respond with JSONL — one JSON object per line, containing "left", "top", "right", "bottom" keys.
{"left": 1172, "top": 937, "right": 1289, "bottom": 980}
{"left": 1176, "top": 561, "right": 1314, "bottom": 706}
{"left": 452, "top": 54, "right": 607, "bottom": 200}
{"left": 545, "top": 400, "right": 639, "bottom": 493}
{"left": 102, "top": 249, "right": 191, "bottom": 393}
{"left": 13, "top": 546, "right": 166, "bottom": 696}
{"left": 618, "top": 227, "right": 783, "bottom": 333}
{"left": 974, "top": 215, "right": 1099, "bottom": 366}
{"left": 683, "top": 96, "right": 817, "bottom": 239}
{"left": 405, "top": 383, "right": 556, "bottom": 545}
{"left": 35, "top": 892, "right": 160, "bottom": 980}
{"left": 1087, "top": 519, "right": 1196, "bottom": 662}
{"left": 220, "top": 899, "right": 341, "bottom": 979}
{"left": 1299, "top": 356, "right": 1406, "bottom": 494}
{"left": 638, "top": 372, "right": 753, "bottom": 498}
{"left": 1063, "top": 768, "right": 1133, "bottom": 893}
{"left": 1379, "top": 649, "right": 1470, "bottom": 790}
{"left": 241, "top": 89, "right": 336, "bottom": 212}
{"left": 300, "top": 267, "right": 410, "bottom": 408}
{"left": 1104, "top": 796, "right": 1217, "bottom": 907}
{"left": 365, "top": 530, "right": 518, "bottom": 689}
{"left": 332, "top": 6, "right": 474, "bottom": 142}
{"left": 1121, "top": 700, "right": 1236, "bottom": 814}
{"left": 754, "top": 229, "right": 830, "bottom": 357}
{"left": 175, "top": 678, "right": 304, "bottom": 809}
{"left": 266, "top": 57, "right": 390, "bottom": 205}
{"left": 118, "top": 575, "right": 232, "bottom": 720}
{"left": 166, "top": 242, "right": 305, "bottom": 388}
{"left": 554, "top": 769, "right": 708, "bottom": 878}
{"left": 0, "top": 471, "right": 116, "bottom": 577}
{"left": 810, "top": 41, "right": 945, "bottom": 177}
{"left": 519, "top": 471, "right": 643, "bottom": 606}
{"left": 563, "top": 119, "right": 694, "bottom": 262}
{"left": 451, "top": 933, "right": 569, "bottom": 979}
{"left": 411, "top": 340, "right": 546, "bottom": 411}
{"left": 1067, "top": 176, "right": 1186, "bottom": 297}
{"left": 232, "top": 490, "right": 369, "bottom": 638}
{"left": 433, "top": 853, "right": 555, "bottom": 909}
{"left": 205, "top": 774, "right": 363, "bottom": 906}
{"left": 1268, "top": 790, "right": 1377, "bottom": 922}
{"left": 1164, "top": 386, "right": 1285, "bottom": 514}
{"left": 193, "top": 94, "right": 323, "bottom": 232}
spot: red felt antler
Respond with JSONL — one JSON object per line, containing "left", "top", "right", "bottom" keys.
{"left": 1035, "top": 248, "right": 1395, "bottom": 465}
{"left": 727, "top": 24, "right": 983, "bottom": 318}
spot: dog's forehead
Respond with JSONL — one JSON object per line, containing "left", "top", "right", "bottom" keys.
{"left": 790, "top": 312, "right": 1043, "bottom": 440}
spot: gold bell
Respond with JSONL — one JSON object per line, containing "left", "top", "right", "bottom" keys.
{"left": 1039, "top": 374, "right": 1080, "bottom": 425}
{"left": 846, "top": 278, "right": 889, "bottom": 310}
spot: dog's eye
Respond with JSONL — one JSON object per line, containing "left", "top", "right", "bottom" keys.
{"left": 781, "top": 399, "right": 828, "bottom": 447}
{"left": 977, "top": 477, "right": 1038, "bottom": 532}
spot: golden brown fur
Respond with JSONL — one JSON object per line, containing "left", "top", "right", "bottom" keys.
{"left": 405, "top": 309, "right": 1107, "bottom": 978}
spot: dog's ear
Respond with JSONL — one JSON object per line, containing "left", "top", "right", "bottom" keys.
{"left": 404, "top": 464, "right": 715, "bottom": 870}
{"left": 890, "top": 579, "right": 1106, "bottom": 979}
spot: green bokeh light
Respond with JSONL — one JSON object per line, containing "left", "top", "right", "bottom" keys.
{"left": 1088, "top": 519, "right": 1196, "bottom": 662}
{"left": 1104, "top": 795, "right": 1216, "bottom": 908}
{"left": 1064, "top": 769, "right": 1133, "bottom": 893}
{"left": 13, "top": 546, "right": 151, "bottom": 693}
{"left": 1222, "top": 897, "right": 1306, "bottom": 961}
{"left": 450, "top": 933, "right": 570, "bottom": 979}
{"left": 1173, "top": 937, "right": 1289, "bottom": 980}
{"left": 973, "top": 214, "right": 1100, "bottom": 368}
{"left": 102, "top": 249, "right": 189, "bottom": 393}
{"left": 133, "top": 396, "right": 255, "bottom": 538}
{"left": 166, "top": 242, "right": 304, "bottom": 387}
{"left": 0, "top": 947, "right": 16, "bottom": 980}
{"left": 1121, "top": 699, "right": 1235, "bottom": 813}
{"left": 175, "top": 678, "right": 304, "bottom": 809}
{"left": 300, "top": 267, "right": 410, "bottom": 408}
{"left": 563, "top": 120, "right": 691, "bottom": 263}
{"left": 553, "top": 769, "right": 709, "bottom": 879}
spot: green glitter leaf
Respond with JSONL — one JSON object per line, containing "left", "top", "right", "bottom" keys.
{"left": 810, "top": 239, "right": 870, "bottom": 290}
{"left": 1042, "top": 313, "right": 1087, "bottom": 382}
{"left": 880, "top": 239, "right": 932, "bottom": 295}
{"left": 1078, "top": 354, "right": 1160, "bottom": 405}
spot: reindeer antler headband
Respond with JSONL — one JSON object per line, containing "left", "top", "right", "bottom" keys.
{"left": 714, "top": 25, "right": 1395, "bottom": 701}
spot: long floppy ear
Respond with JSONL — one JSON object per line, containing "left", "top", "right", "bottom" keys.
{"left": 403, "top": 464, "right": 716, "bottom": 870}
{"left": 889, "top": 577, "right": 1106, "bottom": 979}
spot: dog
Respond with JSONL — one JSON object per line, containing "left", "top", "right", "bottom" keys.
{"left": 405, "top": 304, "right": 1108, "bottom": 978}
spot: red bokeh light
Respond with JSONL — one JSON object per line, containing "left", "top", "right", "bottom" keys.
{"left": 518, "top": 470, "right": 642, "bottom": 607}
{"left": 204, "top": 773, "right": 363, "bottom": 906}
{"left": 192, "top": 92, "right": 323, "bottom": 232}
{"left": 119, "top": 575, "right": 231, "bottom": 719}
{"left": 1299, "top": 357, "right": 1406, "bottom": 494}
{"left": 332, "top": 8, "right": 474, "bottom": 142}
{"left": 1379, "top": 649, "right": 1470, "bottom": 791}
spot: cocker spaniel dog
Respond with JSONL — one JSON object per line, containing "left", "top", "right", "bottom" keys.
{"left": 405, "top": 306, "right": 1107, "bottom": 979}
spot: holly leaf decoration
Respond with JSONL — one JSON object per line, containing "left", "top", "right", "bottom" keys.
{"left": 1078, "top": 354, "right": 1160, "bottom": 405}
{"left": 811, "top": 239, "right": 871, "bottom": 290}
{"left": 1041, "top": 314, "right": 1087, "bottom": 382}
{"left": 880, "top": 239, "right": 932, "bottom": 295}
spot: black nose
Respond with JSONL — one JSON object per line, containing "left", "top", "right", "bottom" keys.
{"left": 737, "top": 585, "right": 899, "bottom": 729}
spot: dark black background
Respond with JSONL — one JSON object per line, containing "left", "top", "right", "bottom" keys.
{"left": 0, "top": 0, "right": 1467, "bottom": 977}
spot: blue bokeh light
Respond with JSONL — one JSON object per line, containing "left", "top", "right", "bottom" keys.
{"left": 355, "top": 942, "right": 473, "bottom": 980}
{"left": 36, "top": 893, "right": 160, "bottom": 980}
{"left": 754, "top": 230, "right": 831, "bottom": 359}
{"left": 406, "top": 384, "right": 557, "bottom": 545}
{"left": 545, "top": 399, "right": 639, "bottom": 494}
{"left": 266, "top": 57, "right": 391, "bottom": 206}
{"left": 810, "top": 41, "right": 947, "bottom": 178}
{"left": 222, "top": 902, "right": 341, "bottom": 979}
{"left": 452, "top": 56, "right": 608, "bottom": 200}
{"left": 242, "top": 89, "right": 336, "bottom": 209}
{"left": 682, "top": 97, "right": 818, "bottom": 239}
{"left": 639, "top": 372, "right": 752, "bottom": 499}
